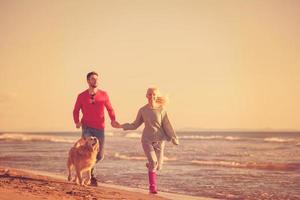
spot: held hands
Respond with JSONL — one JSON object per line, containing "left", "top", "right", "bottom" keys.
{"left": 111, "top": 120, "right": 122, "bottom": 129}
{"left": 76, "top": 121, "right": 121, "bottom": 129}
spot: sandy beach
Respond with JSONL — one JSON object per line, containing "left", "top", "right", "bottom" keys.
{"left": 0, "top": 166, "right": 215, "bottom": 200}
{"left": 0, "top": 166, "right": 168, "bottom": 200}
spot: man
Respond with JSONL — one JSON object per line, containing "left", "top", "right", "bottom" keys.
{"left": 73, "top": 71, "right": 120, "bottom": 186}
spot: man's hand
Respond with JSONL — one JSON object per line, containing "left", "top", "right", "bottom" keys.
{"left": 111, "top": 120, "right": 121, "bottom": 128}
{"left": 76, "top": 122, "right": 82, "bottom": 129}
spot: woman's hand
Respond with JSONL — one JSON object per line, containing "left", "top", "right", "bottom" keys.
{"left": 111, "top": 120, "right": 122, "bottom": 128}
{"left": 171, "top": 137, "right": 179, "bottom": 145}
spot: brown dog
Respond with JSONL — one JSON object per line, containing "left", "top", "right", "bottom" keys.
{"left": 67, "top": 136, "right": 99, "bottom": 186}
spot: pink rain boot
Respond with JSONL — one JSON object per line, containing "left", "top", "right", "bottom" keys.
{"left": 148, "top": 171, "right": 158, "bottom": 194}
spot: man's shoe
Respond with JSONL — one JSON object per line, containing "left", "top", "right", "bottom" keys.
{"left": 90, "top": 176, "right": 98, "bottom": 186}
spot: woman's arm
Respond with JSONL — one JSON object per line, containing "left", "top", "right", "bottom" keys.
{"left": 162, "top": 110, "right": 179, "bottom": 145}
{"left": 122, "top": 109, "right": 144, "bottom": 130}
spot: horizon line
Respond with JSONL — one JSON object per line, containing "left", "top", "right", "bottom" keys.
{"left": 1, "top": 128, "right": 300, "bottom": 133}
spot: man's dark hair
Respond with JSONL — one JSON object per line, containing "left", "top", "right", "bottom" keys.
{"left": 87, "top": 71, "right": 98, "bottom": 80}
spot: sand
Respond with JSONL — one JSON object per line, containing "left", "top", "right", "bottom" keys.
{"left": 0, "top": 166, "right": 166, "bottom": 200}
{"left": 0, "top": 166, "right": 216, "bottom": 200}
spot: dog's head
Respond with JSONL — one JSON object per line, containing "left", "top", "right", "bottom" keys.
{"left": 85, "top": 136, "right": 99, "bottom": 152}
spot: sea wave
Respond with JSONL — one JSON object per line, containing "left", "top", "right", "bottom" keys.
{"left": 190, "top": 160, "right": 300, "bottom": 171}
{"left": 124, "top": 132, "right": 141, "bottom": 138}
{"left": 105, "top": 132, "right": 114, "bottom": 137}
{"left": 263, "top": 137, "right": 295, "bottom": 143}
{"left": 113, "top": 152, "right": 177, "bottom": 161}
{"left": 0, "top": 133, "right": 76, "bottom": 143}
{"left": 124, "top": 132, "right": 242, "bottom": 141}
{"left": 179, "top": 135, "right": 298, "bottom": 143}
{"left": 113, "top": 152, "right": 146, "bottom": 160}
{"left": 179, "top": 135, "right": 242, "bottom": 141}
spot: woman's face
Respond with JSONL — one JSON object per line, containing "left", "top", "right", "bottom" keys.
{"left": 146, "top": 89, "right": 159, "bottom": 103}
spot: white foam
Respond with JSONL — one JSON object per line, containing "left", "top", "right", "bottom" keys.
{"left": 105, "top": 132, "right": 114, "bottom": 137}
{"left": 190, "top": 160, "right": 300, "bottom": 171}
{"left": 264, "top": 137, "right": 294, "bottom": 143}
{"left": 224, "top": 136, "right": 241, "bottom": 140}
{"left": 113, "top": 152, "right": 146, "bottom": 160}
{"left": 0, "top": 133, "right": 75, "bottom": 143}
{"left": 163, "top": 156, "right": 177, "bottom": 161}
{"left": 191, "top": 160, "right": 241, "bottom": 167}
{"left": 125, "top": 132, "right": 141, "bottom": 138}
{"left": 113, "top": 152, "right": 177, "bottom": 161}
{"left": 179, "top": 135, "right": 241, "bottom": 141}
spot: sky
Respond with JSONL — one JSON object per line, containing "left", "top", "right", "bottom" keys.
{"left": 0, "top": 0, "right": 300, "bottom": 132}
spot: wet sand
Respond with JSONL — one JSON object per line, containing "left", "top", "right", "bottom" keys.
{"left": 0, "top": 166, "right": 216, "bottom": 200}
{"left": 0, "top": 166, "right": 166, "bottom": 200}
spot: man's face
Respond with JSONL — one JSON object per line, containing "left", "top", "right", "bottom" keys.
{"left": 87, "top": 74, "right": 98, "bottom": 88}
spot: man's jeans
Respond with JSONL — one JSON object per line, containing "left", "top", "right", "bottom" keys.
{"left": 82, "top": 125, "right": 105, "bottom": 177}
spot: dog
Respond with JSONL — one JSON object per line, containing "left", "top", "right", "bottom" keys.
{"left": 67, "top": 136, "right": 99, "bottom": 186}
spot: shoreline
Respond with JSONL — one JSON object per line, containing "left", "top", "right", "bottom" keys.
{"left": 0, "top": 166, "right": 216, "bottom": 200}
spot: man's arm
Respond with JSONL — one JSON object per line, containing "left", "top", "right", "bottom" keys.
{"left": 73, "top": 94, "right": 82, "bottom": 129}
{"left": 104, "top": 92, "right": 118, "bottom": 127}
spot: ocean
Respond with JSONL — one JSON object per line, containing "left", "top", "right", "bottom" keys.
{"left": 0, "top": 131, "right": 299, "bottom": 200}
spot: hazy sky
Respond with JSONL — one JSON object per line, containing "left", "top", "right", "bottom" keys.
{"left": 1, "top": 0, "right": 300, "bottom": 132}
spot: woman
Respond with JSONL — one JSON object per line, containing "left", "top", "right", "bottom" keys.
{"left": 117, "top": 87, "right": 179, "bottom": 194}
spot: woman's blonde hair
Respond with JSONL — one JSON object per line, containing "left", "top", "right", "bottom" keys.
{"left": 147, "top": 87, "right": 169, "bottom": 107}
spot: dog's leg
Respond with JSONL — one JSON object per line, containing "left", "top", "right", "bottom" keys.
{"left": 73, "top": 174, "right": 78, "bottom": 183}
{"left": 74, "top": 176, "right": 77, "bottom": 182}
{"left": 84, "top": 169, "right": 91, "bottom": 186}
{"left": 67, "top": 160, "right": 72, "bottom": 181}
{"left": 75, "top": 167, "right": 83, "bottom": 186}
{"left": 79, "top": 172, "right": 84, "bottom": 186}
